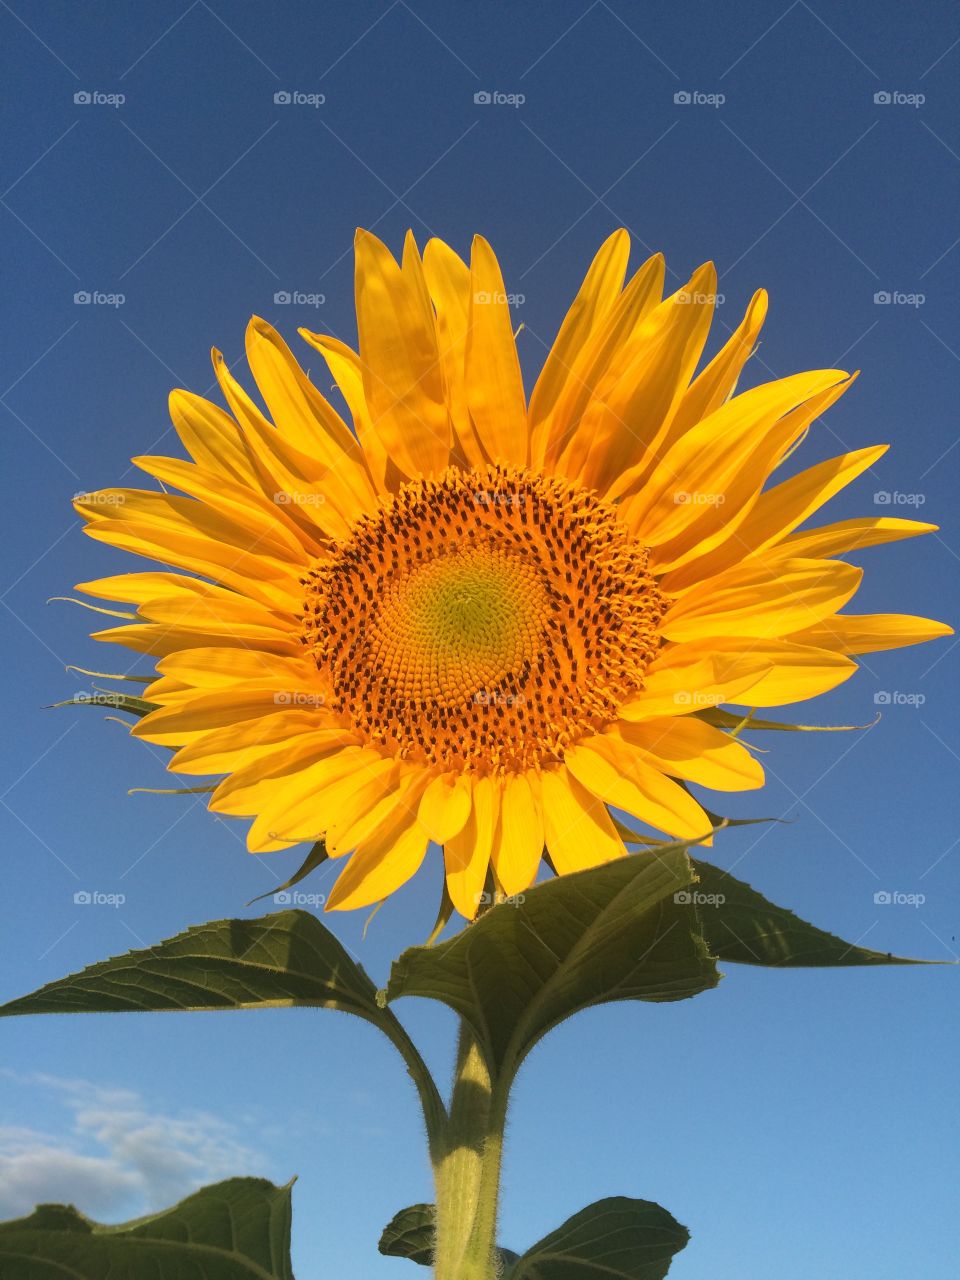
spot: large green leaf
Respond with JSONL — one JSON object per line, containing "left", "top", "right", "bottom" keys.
{"left": 377, "top": 1203, "right": 519, "bottom": 1269}
{"left": 0, "top": 910, "right": 381, "bottom": 1020}
{"left": 0, "top": 909, "right": 449, "bottom": 1144}
{"left": 505, "top": 1197, "right": 688, "bottom": 1279}
{"left": 0, "top": 1176, "right": 294, "bottom": 1278}
{"left": 386, "top": 845, "right": 719, "bottom": 1078}
{"left": 690, "top": 859, "right": 931, "bottom": 966}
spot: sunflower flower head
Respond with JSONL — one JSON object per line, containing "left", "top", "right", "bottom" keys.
{"left": 72, "top": 228, "right": 951, "bottom": 919}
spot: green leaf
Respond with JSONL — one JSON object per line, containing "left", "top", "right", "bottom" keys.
{"left": 0, "top": 910, "right": 451, "bottom": 1148}
{"left": 377, "top": 1204, "right": 519, "bottom": 1269}
{"left": 689, "top": 859, "right": 933, "bottom": 966}
{"left": 506, "top": 1197, "right": 688, "bottom": 1280}
{"left": 0, "top": 909, "right": 383, "bottom": 1021}
{"left": 386, "top": 845, "right": 719, "bottom": 1078}
{"left": 378, "top": 1203, "right": 436, "bottom": 1266}
{"left": 0, "top": 1176, "right": 294, "bottom": 1279}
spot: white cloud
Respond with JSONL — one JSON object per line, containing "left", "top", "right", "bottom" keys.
{"left": 0, "top": 1074, "right": 263, "bottom": 1220}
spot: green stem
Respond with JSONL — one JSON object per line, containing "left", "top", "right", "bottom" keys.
{"left": 378, "top": 1011, "right": 448, "bottom": 1163}
{"left": 432, "top": 1019, "right": 508, "bottom": 1279}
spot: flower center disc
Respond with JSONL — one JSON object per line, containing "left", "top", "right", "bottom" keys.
{"left": 302, "top": 465, "right": 665, "bottom": 772}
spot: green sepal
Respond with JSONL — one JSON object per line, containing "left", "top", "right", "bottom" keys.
{"left": 698, "top": 707, "right": 875, "bottom": 734}
{"left": 48, "top": 691, "right": 158, "bottom": 718}
{"left": 247, "top": 841, "right": 330, "bottom": 906}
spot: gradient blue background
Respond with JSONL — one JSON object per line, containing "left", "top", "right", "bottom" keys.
{"left": 1, "top": 2, "right": 958, "bottom": 1275}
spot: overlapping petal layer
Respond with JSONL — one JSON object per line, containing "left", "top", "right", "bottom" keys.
{"left": 73, "top": 229, "right": 951, "bottom": 917}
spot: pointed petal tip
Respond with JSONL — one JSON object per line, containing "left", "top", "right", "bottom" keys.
{"left": 247, "top": 315, "right": 276, "bottom": 341}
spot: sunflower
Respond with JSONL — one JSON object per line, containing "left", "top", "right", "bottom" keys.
{"left": 73, "top": 229, "right": 950, "bottom": 918}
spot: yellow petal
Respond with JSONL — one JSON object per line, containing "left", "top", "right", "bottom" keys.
{"left": 327, "top": 767, "right": 428, "bottom": 858}
{"left": 445, "top": 774, "right": 498, "bottom": 919}
{"left": 77, "top": 510, "right": 302, "bottom": 612}
{"left": 133, "top": 689, "right": 326, "bottom": 747}
{"left": 246, "top": 748, "right": 390, "bottom": 853}
{"left": 88, "top": 621, "right": 296, "bottom": 658}
{"left": 492, "top": 771, "right": 544, "bottom": 896}
{"left": 564, "top": 738, "right": 712, "bottom": 840}
{"left": 298, "top": 330, "right": 392, "bottom": 492}
{"left": 661, "top": 444, "right": 888, "bottom": 592}
{"left": 537, "top": 251, "right": 665, "bottom": 473}
{"left": 152, "top": 646, "right": 319, "bottom": 693}
{"left": 529, "top": 228, "right": 630, "bottom": 459}
{"left": 539, "top": 765, "right": 626, "bottom": 873}
{"left": 688, "top": 638, "right": 858, "bottom": 706}
{"left": 210, "top": 743, "right": 364, "bottom": 818}
{"left": 354, "top": 228, "right": 450, "bottom": 477}
{"left": 781, "top": 517, "right": 938, "bottom": 559}
{"left": 211, "top": 373, "right": 366, "bottom": 539}
{"left": 131, "top": 454, "right": 313, "bottom": 560}
{"left": 660, "top": 557, "right": 863, "bottom": 641}
{"left": 210, "top": 345, "right": 272, "bottom": 436}
{"left": 170, "top": 714, "right": 356, "bottom": 777}
{"left": 325, "top": 801, "right": 430, "bottom": 911}
{"left": 244, "top": 318, "right": 374, "bottom": 509}
{"left": 664, "top": 288, "right": 768, "bottom": 442}
{"left": 422, "top": 237, "right": 489, "bottom": 470}
{"left": 168, "top": 389, "right": 259, "bottom": 487}
{"left": 418, "top": 772, "right": 472, "bottom": 844}
{"left": 465, "top": 235, "right": 528, "bottom": 466}
{"left": 614, "top": 717, "right": 764, "bottom": 791}
{"left": 619, "top": 370, "right": 851, "bottom": 554}
{"left": 618, "top": 648, "right": 774, "bottom": 721}
{"left": 788, "top": 613, "right": 953, "bottom": 654}
{"left": 77, "top": 571, "right": 247, "bottom": 608}
{"left": 136, "top": 592, "right": 294, "bottom": 637}
{"left": 323, "top": 759, "right": 413, "bottom": 856}
{"left": 562, "top": 264, "right": 719, "bottom": 497}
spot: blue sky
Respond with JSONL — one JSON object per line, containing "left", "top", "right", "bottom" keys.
{"left": 1, "top": 1, "right": 958, "bottom": 1275}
